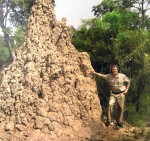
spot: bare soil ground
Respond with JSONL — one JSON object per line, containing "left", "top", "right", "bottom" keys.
{"left": 0, "top": 121, "right": 149, "bottom": 141}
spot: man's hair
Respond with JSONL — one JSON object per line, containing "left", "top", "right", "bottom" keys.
{"left": 110, "top": 64, "right": 119, "bottom": 73}
{"left": 111, "top": 64, "right": 119, "bottom": 70}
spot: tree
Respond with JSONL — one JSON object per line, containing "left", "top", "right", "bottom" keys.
{"left": 0, "top": 0, "right": 33, "bottom": 62}
{"left": 0, "top": 1, "right": 16, "bottom": 61}
{"left": 131, "top": 0, "right": 150, "bottom": 28}
{"left": 92, "top": 0, "right": 135, "bottom": 17}
{"left": 92, "top": 0, "right": 150, "bottom": 29}
{"left": 72, "top": 10, "right": 141, "bottom": 71}
{"left": 92, "top": 0, "right": 119, "bottom": 17}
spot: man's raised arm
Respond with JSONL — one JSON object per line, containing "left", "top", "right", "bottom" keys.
{"left": 93, "top": 71, "right": 107, "bottom": 79}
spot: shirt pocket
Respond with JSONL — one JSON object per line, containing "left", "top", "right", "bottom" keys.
{"left": 116, "top": 79, "right": 124, "bottom": 87}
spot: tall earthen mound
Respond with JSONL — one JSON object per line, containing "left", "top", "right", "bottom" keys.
{"left": 0, "top": 0, "right": 102, "bottom": 140}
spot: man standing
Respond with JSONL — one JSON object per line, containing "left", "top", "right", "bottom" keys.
{"left": 94, "top": 65, "right": 130, "bottom": 127}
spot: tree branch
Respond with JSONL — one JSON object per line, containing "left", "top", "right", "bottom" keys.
{"left": 4, "top": 7, "right": 11, "bottom": 26}
{"left": 137, "top": 0, "right": 142, "bottom": 8}
{"left": 145, "top": 1, "right": 150, "bottom": 10}
{"left": 146, "top": 7, "right": 150, "bottom": 11}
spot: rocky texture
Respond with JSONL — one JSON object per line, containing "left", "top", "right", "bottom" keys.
{"left": 0, "top": 0, "right": 102, "bottom": 140}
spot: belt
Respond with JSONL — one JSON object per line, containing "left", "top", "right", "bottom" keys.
{"left": 112, "top": 91, "right": 124, "bottom": 94}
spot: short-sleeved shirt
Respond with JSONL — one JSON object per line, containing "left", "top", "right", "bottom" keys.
{"left": 99, "top": 73, "right": 130, "bottom": 92}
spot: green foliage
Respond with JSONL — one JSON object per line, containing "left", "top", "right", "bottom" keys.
{"left": 103, "top": 10, "right": 140, "bottom": 30}
{"left": 92, "top": 0, "right": 119, "bottom": 17}
{"left": 13, "top": 26, "right": 25, "bottom": 49}
{"left": 126, "top": 93, "right": 150, "bottom": 126}
{"left": 92, "top": 0, "right": 135, "bottom": 17}
{"left": 0, "top": 47, "right": 9, "bottom": 68}
{"left": 0, "top": 25, "right": 25, "bottom": 69}
{"left": 115, "top": 30, "right": 148, "bottom": 72}
{"left": 9, "top": 0, "right": 35, "bottom": 26}
{"left": 0, "top": 35, "right": 9, "bottom": 68}
{"left": 9, "top": 0, "right": 55, "bottom": 26}
{"left": 92, "top": 0, "right": 150, "bottom": 29}
{"left": 146, "top": 131, "right": 150, "bottom": 140}
{"left": 72, "top": 9, "right": 142, "bottom": 72}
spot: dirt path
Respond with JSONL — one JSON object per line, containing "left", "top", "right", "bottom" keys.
{"left": 89, "top": 122, "right": 150, "bottom": 141}
{"left": 0, "top": 121, "right": 150, "bottom": 141}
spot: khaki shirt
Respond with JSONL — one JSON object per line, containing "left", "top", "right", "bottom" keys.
{"left": 96, "top": 73, "right": 130, "bottom": 92}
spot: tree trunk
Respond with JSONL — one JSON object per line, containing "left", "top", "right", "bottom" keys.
{"left": 141, "top": 0, "right": 145, "bottom": 28}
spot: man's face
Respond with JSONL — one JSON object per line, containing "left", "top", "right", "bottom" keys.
{"left": 112, "top": 66, "right": 118, "bottom": 76}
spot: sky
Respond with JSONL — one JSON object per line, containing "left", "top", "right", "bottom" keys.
{"left": 54, "top": 0, "right": 102, "bottom": 28}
